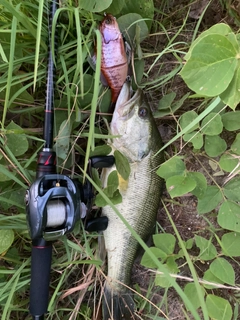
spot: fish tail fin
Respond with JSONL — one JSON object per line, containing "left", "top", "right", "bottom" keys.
{"left": 102, "top": 284, "right": 135, "bottom": 320}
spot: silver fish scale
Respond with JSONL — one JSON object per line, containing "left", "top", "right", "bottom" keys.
{"left": 101, "top": 83, "right": 164, "bottom": 320}
{"left": 102, "top": 146, "right": 163, "bottom": 293}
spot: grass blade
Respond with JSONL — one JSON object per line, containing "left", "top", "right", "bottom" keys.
{"left": 33, "top": 0, "right": 44, "bottom": 91}
{"left": 83, "top": 29, "right": 102, "bottom": 179}
{"left": 74, "top": 8, "right": 84, "bottom": 97}
{"left": 2, "top": 273, "right": 20, "bottom": 320}
{"left": 2, "top": 6, "right": 18, "bottom": 127}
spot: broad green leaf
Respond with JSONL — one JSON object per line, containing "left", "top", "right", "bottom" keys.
{"left": 183, "top": 131, "right": 203, "bottom": 149}
{"left": 197, "top": 185, "right": 223, "bottom": 214}
{"left": 55, "top": 120, "right": 71, "bottom": 160}
{"left": 157, "top": 97, "right": 222, "bottom": 154}
{"left": 182, "top": 238, "right": 194, "bottom": 250}
{"left": 220, "top": 66, "right": 240, "bottom": 110}
{"left": 187, "top": 172, "right": 207, "bottom": 199}
{"left": 106, "top": 170, "right": 119, "bottom": 197}
{"left": 154, "top": 91, "right": 188, "bottom": 117}
{"left": 221, "top": 232, "right": 240, "bottom": 256}
{"left": 180, "top": 34, "right": 238, "bottom": 97}
{"left": 160, "top": 92, "right": 176, "bottom": 109}
{"left": 132, "top": 59, "right": 145, "bottom": 89}
{"left": 222, "top": 111, "right": 240, "bottom": 131}
{"left": 5, "top": 121, "right": 28, "bottom": 156}
{"left": 166, "top": 175, "right": 196, "bottom": 198}
{"left": 7, "top": 189, "right": 25, "bottom": 210}
{"left": 80, "top": 0, "right": 112, "bottom": 12}
{"left": 114, "top": 150, "right": 130, "bottom": 181}
{"left": 219, "top": 153, "right": 238, "bottom": 172}
{"left": 81, "top": 74, "right": 94, "bottom": 93}
{"left": 0, "top": 229, "right": 14, "bottom": 255}
{"left": 166, "top": 256, "right": 179, "bottom": 274}
{"left": 0, "top": 81, "right": 33, "bottom": 109}
{"left": 218, "top": 200, "right": 240, "bottom": 232}
{"left": 204, "top": 135, "right": 227, "bottom": 157}
{"left": 153, "top": 233, "right": 176, "bottom": 255}
{"left": 184, "top": 283, "right": 205, "bottom": 311}
{"left": 54, "top": 109, "right": 68, "bottom": 133}
{"left": 231, "top": 133, "right": 240, "bottom": 155}
{"left": 117, "top": 13, "right": 149, "bottom": 45}
{"left": 185, "top": 23, "right": 233, "bottom": 61}
{"left": 0, "top": 188, "right": 25, "bottom": 210}
{"left": 155, "top": 263, "right": 176, "bottom": 288}
{"left": 99, "top": 89, "right": 112, "bottom": 114}
{"left": 0, "top": 164, "right": 14, "bottom": 182}
{"left": 107, "top": 1, "right": 125, "bottom": 15}
{"left": 78, "top": 93, "right": 93, "bottom": 110}
{"left": 157, "top": 156, "right": 185, "bottom": 180}
{"left": 89, "top": 144, "right": 112, "bottom": 157}
{"left": 141, "top": 247, "right": 167, "bottom": 268}
{"left": 91, "top": 168, "right": 102, "bottom": 189}
{"left": 209, "top": 257, "right": 235, "bottom": 285}
{"left": 226, "top": 32, "right": 240, "bottom": 52}
{"left": 195, "top": 235, "right": 217, "bottom": 261}
{"left": 179, "top": 110, "right": 199, "bottom": 133}
{"left": 223, "top": 177, "right": 240, "bottom": 201}
{"left": 95, "top": 170, "right": 122, "bottom": 207}
{"left": 203, "top": 269, "right": 224, "bottom": 289}
{"left": 108, "top": 189, "right": 122, "bottom": 205}
{"left": 172, "top": 92, "right": 190, "bottom": 112}
{"left": 201, "top": 112, "right": 223, "bottom": 135}
{"left": 95, "top": 188, "right": 122, "bottom": 207}
{"left": 155, "top": 92, "right": 190, "bottom": 118}
{"left": 120, "top": 0, "right": 154, "bottom": 30}
{"left": 206, "top": 294, "right": 232, "bottom": 320}
{"left": 155, "top": 92, "right": 176, "bottom": 117}
{"left": 211, "top": 99, "right": 227, "bottom": 114}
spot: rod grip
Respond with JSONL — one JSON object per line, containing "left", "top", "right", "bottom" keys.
{"left": 29, "top": 242, "right": 52, "bottom": 317}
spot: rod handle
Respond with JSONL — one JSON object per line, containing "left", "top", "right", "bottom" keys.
{"left": 29, "top": 242, "right": 52, "bottom": 317}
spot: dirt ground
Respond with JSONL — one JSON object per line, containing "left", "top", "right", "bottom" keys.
{"left": 129, "top": 0, "right": 240, "bottom": 319}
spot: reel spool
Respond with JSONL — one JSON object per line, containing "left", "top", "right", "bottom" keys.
{"left": 25, "top": 174, "right": 84, "bottom": 241}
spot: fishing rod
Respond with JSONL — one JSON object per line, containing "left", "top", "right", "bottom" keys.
{"left": 25, "top": 1, "right": 113, "bottom": 319}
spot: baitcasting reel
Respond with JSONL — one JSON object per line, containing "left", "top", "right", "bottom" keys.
{"left": 25, "top": 154, "right": 114, "bottom": 242}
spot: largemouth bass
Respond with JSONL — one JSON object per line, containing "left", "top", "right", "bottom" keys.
{"left": 96, "top": 14, "right": 129, "bottom": 111}
{"left": 101, "top": 82, "right": 164, "bottom": 319}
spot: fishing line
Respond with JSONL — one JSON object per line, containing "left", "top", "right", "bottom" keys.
{"left": 44, "top": 0, "right": 66, "bottom": 227}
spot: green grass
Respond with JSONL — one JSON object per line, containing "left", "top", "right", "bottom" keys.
{"left": 1, "top": 0, "right": 240, "bottom": 319}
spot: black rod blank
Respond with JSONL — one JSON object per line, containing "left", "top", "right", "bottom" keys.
{"left": 43, "top": 0, "right": 58, "bottom": 149}
{"left": 29, "top": 1, "right": 59, "bottom": 319}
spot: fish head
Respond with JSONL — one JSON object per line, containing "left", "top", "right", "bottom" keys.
{"left": 111, "top": 82, "right": 156, "bottom": 162}
{"left": 100, "top": 14, "right": 121, "bottom": 44}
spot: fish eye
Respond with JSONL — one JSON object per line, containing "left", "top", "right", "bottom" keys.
{"left": 138, "top": 107, "right": 148, "bottom": 118}
{"left": 105, "top": 16, "right": 113, "bottom": 25}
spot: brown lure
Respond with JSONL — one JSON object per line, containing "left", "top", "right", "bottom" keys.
{"left": 98, "top": 14, "right": 128, "bottom": 111}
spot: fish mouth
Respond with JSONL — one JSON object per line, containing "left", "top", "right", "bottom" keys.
{"left": 114, "top": 82, "right": 142, "bottom": 119}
